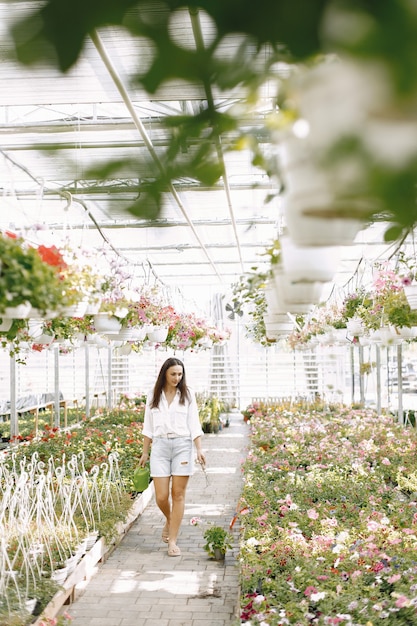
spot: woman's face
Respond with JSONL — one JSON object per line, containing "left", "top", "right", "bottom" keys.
{"left": 165, "top": 364, "right": 183, "bottom": 388}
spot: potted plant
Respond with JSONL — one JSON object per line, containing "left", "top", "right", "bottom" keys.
{"left": 0, "top": 234, "right": 68, "bottom": 316}
{"left": 203, "top": 525, "right": 233, "bottom": 561}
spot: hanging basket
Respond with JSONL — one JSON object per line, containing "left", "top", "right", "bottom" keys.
{"left": 370, "top": 327, "right": 402, "bottom": 346}
{"left": 390, "top": 325, "right": 417, "bottom": 340}
{"left": 3, "top": 302, "right": 32, "bottom": 319}
{"left": 404, "top": 284, "right": 417, "bottom": 310}
{"left": 147, "top": 326, "right": 169, "bottom": 343}
{"left": 60, "top": 300, "right": 88, "bottom": 317}
{"left": 283, "top": 192, "right": 365, "bottom": 247}
{"left": 281, "top": 236, "right": 340, "bottom": 283}
{"left": 130, "top": 326, "right": 147, "bottom": 341}
{"left": 279, "top": 136, "right": 366, "bottom": 246}
{"left": 0, "top": 317, "right": 13, "bottom": 332}
{"left": 264, "top": 313, "right": 294, "bottom": 339}
{"left": 273, "top": 269, "right": 324, "bottom": 305}
{"left": 109, "top": 328, "right": 136, "bottom": 341}
{"left": 93, "top": 313, "right": 122, "bottom": 333}
{"left": 35, "top": 332, "right": 55, "bottom": 345}
{"left": 346, "top": 318, "right": 365, "bottom": 337}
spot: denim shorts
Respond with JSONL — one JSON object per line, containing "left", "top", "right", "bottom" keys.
{"left": 150, "top": 437, "right": 194, "bottom": 477}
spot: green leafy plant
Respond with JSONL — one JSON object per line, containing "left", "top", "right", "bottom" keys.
{"left": 203, "top": 525, "right": 233, "bottom": 559}
{"left": 0, "top": 235, "right": 67, "bottom": 315}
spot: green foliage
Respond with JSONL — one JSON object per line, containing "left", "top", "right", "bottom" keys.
{"left": 238, "top": 403, "right": 417, "bottom": 623}
{"left": 0, "top": 235, "right": 66, "bottom": 315}
{"left": 229, "top": 266, "right": 274, "bottom": 346}
{"left": 8, "top": 0, "right": 417, "bottom": 235}
{"left": 203, "top": 525, "right": 233, "bottom": 558}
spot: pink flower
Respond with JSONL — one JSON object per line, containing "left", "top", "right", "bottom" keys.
{"left": 307, "top": 508, "right": 319, "bottom": 520}
{"left": 304, "top": 586, "right": 318, "bottom": 596}
{"left": 381, "top": 457, "right": 391, "bottom": 465}
{"left": 395, "top": 595, "right": 411, "bottom": 608}
{"left": 388, "top": 574, "right": 401, "bottom": 583}
{"left": 190, "top": 516, "right": 202, "bottom": 526}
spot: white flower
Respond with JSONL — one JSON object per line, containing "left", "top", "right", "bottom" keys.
{"left": 246, "top": 537, "right": 261, "bottom": 547}
{"left": 253, "top": 595, "right": 265, "bottom": 605}
{"left": 310, "top": 592, "right": 326, "bottom": 602}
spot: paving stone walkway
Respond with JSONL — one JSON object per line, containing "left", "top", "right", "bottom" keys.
{"left": 68, "top": 412, "right": 249, "bottom": 626}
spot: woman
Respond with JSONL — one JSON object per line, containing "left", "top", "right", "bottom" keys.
{"left": 138, "top": 357, "right": 206, "bottom": 556}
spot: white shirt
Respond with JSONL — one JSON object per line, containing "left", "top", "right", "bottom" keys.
{"left": 142, "top": 386, "right": 203, "bottom": 441}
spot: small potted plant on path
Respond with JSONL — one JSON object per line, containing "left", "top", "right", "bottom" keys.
{"left": 202, "top": 525, "right": 233, "bottom": 561}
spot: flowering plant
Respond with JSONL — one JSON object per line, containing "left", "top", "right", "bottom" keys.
{"left": 0, "top": 233, "right": 68, "bottom": 315}
{"left": 238, "top": 401, "right": 417, "bottom": 624}
{"left": 37, "top": 613, "right": 72, "bottom": 626}
{"left": 190, "top": 517, "right": 233, "bottom": 559}
{"left": 48, "top": 315, "right": 95, "bottom": 341}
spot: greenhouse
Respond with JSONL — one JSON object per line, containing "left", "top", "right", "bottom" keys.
{"left": 1, "top": 1, "right": 417, "bottom": 625}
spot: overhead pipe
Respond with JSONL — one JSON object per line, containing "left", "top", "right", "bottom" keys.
{"left": 90, "top": 29, "right": 223, "bottom": 282}
{"left": 189, "top": 7, "right": 245, "bottom": 273}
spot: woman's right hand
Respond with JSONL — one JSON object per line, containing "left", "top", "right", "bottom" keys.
{"left": 139, "top": 452, "right": 149, "bottom": 467}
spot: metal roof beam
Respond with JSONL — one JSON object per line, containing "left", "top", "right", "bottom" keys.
{"left": 90, "top": 28, "right": 226, "bottom": 283}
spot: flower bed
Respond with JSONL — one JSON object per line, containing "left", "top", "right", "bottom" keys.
{"left": 239, "top": 402, "right": 417, "bottom": 624}
{"left": 0, "top": 406, "right": 149, "bottom": 625}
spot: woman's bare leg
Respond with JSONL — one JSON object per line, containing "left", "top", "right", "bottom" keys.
{"left": 168, "top": 475, "right": 189, "bottom": 552}
{"left": 153, "top": 476, "right": 171, "bottom": 537}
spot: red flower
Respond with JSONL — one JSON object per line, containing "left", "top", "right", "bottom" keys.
{"left": 37, "top": 245, "right": 68, "bottom": 271}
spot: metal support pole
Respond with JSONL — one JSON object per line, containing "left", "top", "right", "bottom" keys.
{"left": 397, "top": 343, "right": 403, "bottom": 424}
{"left": 9, "top": 354, "right": 18, "bottom": 440}
{"left": 350, "top": 345, "right": 355, "bottom": 405}
{"left": 108, "top": 345, "right": 113, "bottom": 410}
{"left": 236, "top": 318, "right": 241, "bottom": 409}
{"left": 359, "top": 345, "right": 365, "bottom": 405}
{"left": 85, "top": 343, "right": 90, "bottom": 418}
{"left": 376, "top": 344, "right": 381, "bottom": 415}
{"left": 54, "top": 344, "right": 60, "bottom": 428}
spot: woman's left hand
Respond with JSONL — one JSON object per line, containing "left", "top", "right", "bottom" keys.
{"left": 196, "top": 450, "right": 206, "bottom": 467}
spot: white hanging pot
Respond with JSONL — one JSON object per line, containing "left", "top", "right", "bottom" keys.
{"left": 273, "top": 269, "right": 324, "bottom": 305}
{"left": 0, "top": 317, "right": 13, "bottom": 332}
{"left": 130, "top": 326, "right": 147, "bottom": 341}
{"left": 370, "top": 327, "right": 402, "bottom": 346}
{"left": 114, "top": 343, "right": 132, "bottom": 356}
{"left": 114, "top": 307, "right": 129, "bottom": 319}
{"left": 34, "top": 332, "right": 55, "bottom": 345}
{"left": 346, "top": 317, "right": 365, "bottom": 336}
{"left": 85, "top": 296, "right": 102, "bottom": 315}
{"left": 29, "top": 308, "right": 58, "bottom": 319}
{"left": 264, "top": 279, "right": 282, "bottom": 314}
{"left": 330, "top": 328, "right": 349, "bottom": 344}
{"left": 93, "top": 313, "right": 122, "bottom": 333}
{"left": 147, "top": 326, "right": 169, "bottom": 343}
{"left": 263, "top": 313, "right": 294, "bottom": 336}
{"left": 281, "top": 236, "right": 340, "bottom": 283}
{"left": 28, "top": 319, "right": 44, "bottom": 339}
{"left": 60, "top": 300, "right": 88, "bottom": 317}
{"left": 109, "top": 328, "right": 136, "bottom": 341}
{"left": 278, "top": 130, "right": 368, "bottom": 246}
{"left": 403, "top": 284, "right": 417, "bottom": 310}
{"left": 283, "top": 191, "right": 365, "bottom": 247}
{"left": 390, "top": 325, "right": 417, "bottom": 340}
{"left": 3, "top": 302, "right": 32, "bottom": 319}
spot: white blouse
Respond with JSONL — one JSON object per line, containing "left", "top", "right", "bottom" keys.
{"left": 142, "top": 387, "right": 203, "bottom": 441}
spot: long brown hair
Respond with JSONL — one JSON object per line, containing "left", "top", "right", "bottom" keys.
{"left": 151, "top": 357, "right": 190, "bottom": 408}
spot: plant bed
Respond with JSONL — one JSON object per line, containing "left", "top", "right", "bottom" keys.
{"left": 238, "top": 400, "right": 417, "bottom": 624}
{"left": 31, "top": 481, "right": 154, "bottom": 625}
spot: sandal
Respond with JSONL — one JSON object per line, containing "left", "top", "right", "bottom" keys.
{"left": 167, "top": 544, "right": 181, "bottom": 557}
{"left": 162, "top": 526, "right": 170, "bottom": 543}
